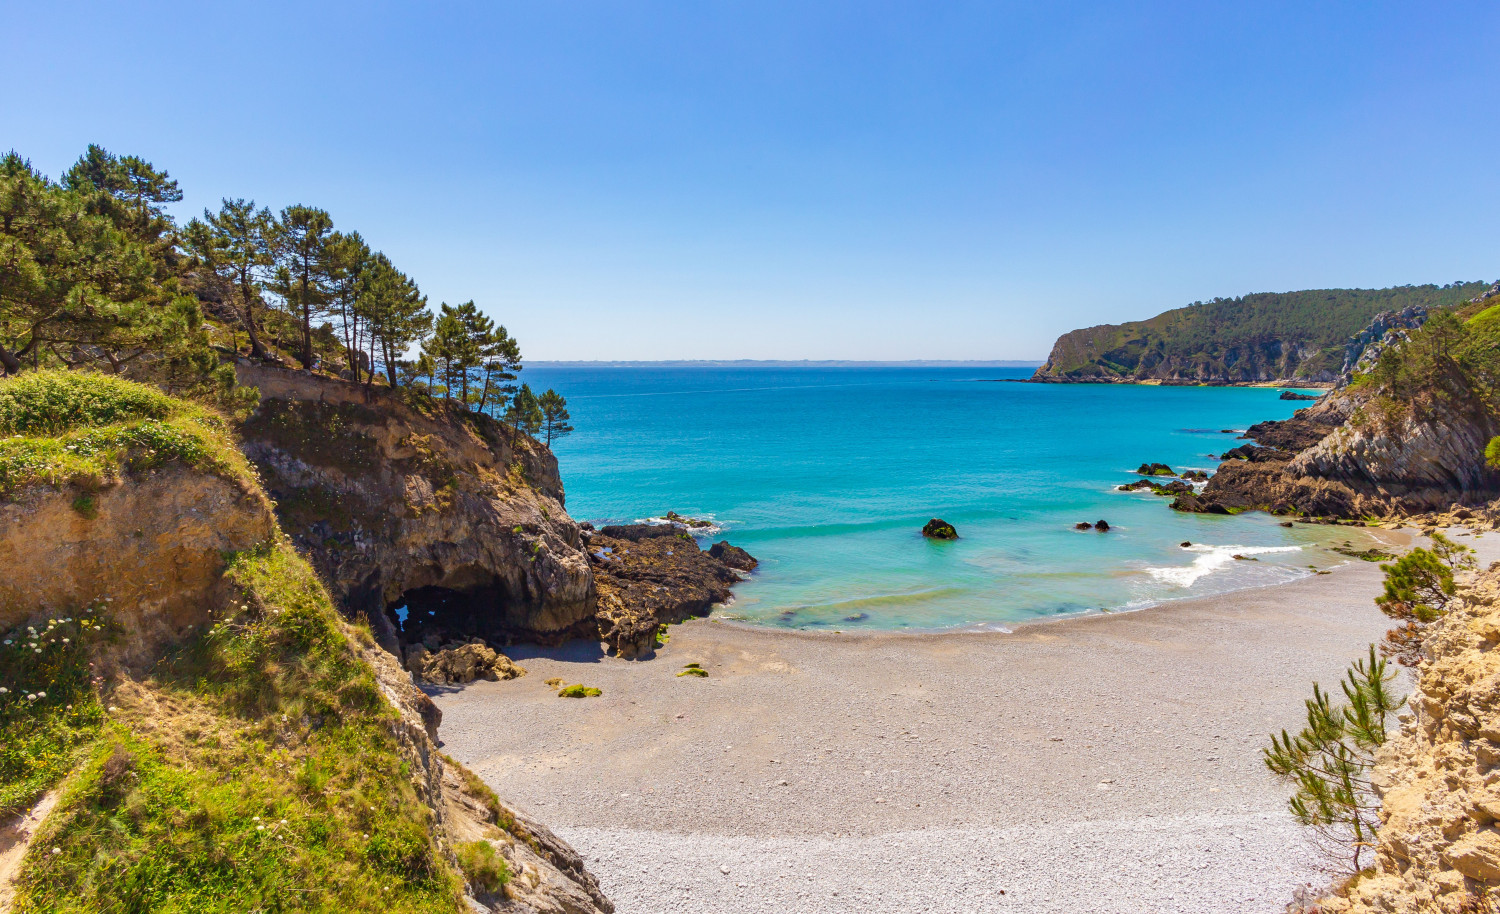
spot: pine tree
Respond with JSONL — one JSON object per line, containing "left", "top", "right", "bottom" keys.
{"left": 538, "top": 389, "right": 573, "bottom": 446}
{"left": 506, "top": 383, "right": 543, "bottom": 441}
{"left": 476, "top": 324, "right": 521, "bottom": 415}
{"left": 182, "top": 199, "right": 275, "bottom": 358}
{"left": 1264, "top": 646, "right": 1404, "bottom": 874}
{"left": 0, "top": 152, "right": 208, "bottom": 384}
{"left": 325, "top": 231, "right": 371, "bottom": 382}
{"left": 270, "top": 205, "right": 335, "bottom": 370}
{"left": 1376, "top": 532, "right": 1475, "bottom": 666}
{"left": 355, "top": 253, "right": 431, "bottom": 388}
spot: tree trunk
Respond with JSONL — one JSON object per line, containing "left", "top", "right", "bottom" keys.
{"left": 0, "top": 342, "right": 21, "bottom": 375}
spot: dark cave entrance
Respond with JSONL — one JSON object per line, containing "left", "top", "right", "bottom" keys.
{"left": 385, "top": 583, "right": 511, "bottom": 650}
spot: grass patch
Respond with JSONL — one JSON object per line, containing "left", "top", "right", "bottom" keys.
{"left": 676, "top": 663, "right": 707, "bottom": 678}
{"left": 0, "top": 610, "right": 108, "bottom": 819}
{"left": 556, "top": 684, "right": 602, "bottom": 698}
{"left": 0, "top": 371, "right": 254, "bottom": 497}
{"left": 13, "top": 540, "right": 468, "bottom": 913}
{"left": 455, "top": 840, "right": 511, "bottom": 894}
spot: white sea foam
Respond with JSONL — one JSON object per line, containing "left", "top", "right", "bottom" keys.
{"left": 1145, "top": 544, "right": 1302, "bottom": 588}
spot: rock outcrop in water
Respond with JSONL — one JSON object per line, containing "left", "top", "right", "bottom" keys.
{"left": 922, "top": 518, "right": 959, "bottom": 539}
{"left": 588, "top": 526, "right": 754, "bottom": 659}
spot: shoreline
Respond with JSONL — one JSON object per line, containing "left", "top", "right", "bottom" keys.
{"left": 434, "top": 527, "right": 1493, "bottom": 914}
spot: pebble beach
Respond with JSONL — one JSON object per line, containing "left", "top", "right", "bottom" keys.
{"left": 434, "top": 529, "right": 1496, "bottom": 913}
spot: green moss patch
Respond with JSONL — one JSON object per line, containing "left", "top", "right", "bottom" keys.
{"left": 557, "top": 684, "right": 602, "bottom": 698}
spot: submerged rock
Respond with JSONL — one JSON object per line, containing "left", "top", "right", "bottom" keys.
{"left": 1074, "top": 521, "right": 1094, "bottom": 530}
{"left": 922, "top": 518, "right": 959, "bottom": 539}
{"left": 1094, "top": 519, "right": 1111, "bottom": 532}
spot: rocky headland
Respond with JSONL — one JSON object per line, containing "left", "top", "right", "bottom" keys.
{"left": 234, "top": 361, "right": 757, "bottom": 665}
{"left": 1031, "top": 284, "right": 1490, "bottom": 385}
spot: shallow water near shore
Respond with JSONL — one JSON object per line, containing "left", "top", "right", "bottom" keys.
{"left": 523, "top": 366, "right": 1382, "bottom": 630}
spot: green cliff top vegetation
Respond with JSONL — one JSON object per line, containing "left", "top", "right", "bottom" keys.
{"left": 0, "top": 370, "right": 253, "bottom": 497}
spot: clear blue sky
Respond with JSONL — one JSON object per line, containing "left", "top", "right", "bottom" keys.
{"left": 7, "top": 2, "right": 1499, "bottom": 360}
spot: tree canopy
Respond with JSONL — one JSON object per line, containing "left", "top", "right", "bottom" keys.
{"left": 0, "top": 143, "right": 572, "bottom": 446}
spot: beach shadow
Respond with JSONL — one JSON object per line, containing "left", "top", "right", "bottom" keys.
{"left": 503, "top": 639, "right": 611, "bottom": 665}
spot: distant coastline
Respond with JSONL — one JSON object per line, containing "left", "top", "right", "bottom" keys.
{"left": 528, "top": 359, "right": 1044, "bottom": 369}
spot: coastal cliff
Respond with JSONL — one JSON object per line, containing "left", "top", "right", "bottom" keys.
{"left": 0, "top": 371, "right": 611, "bottom": 912}
{"left": 1320, "top": 567, "right": 1500, "bottom": 913}
{"left": 235, "top": 361, "right": 596, "bottom": 653}
{"left": 1032, "top": 283, "right": 1490, "bottom": 384}
{"left": 1173, "top": 306, "right": 1500, "bottom": 519}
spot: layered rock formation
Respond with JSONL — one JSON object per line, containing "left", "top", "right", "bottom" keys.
{"left": 1322, "top": 569, "right": 1500, "bottom": 913}
{"left": 1173, "top": 375, "right": 1500, "bottom": 518}
{"left": 234, "top": 362, "right": 595, "bottom": 652}
{"left": 0, "top": 465, "right": 276, "bottom": 656}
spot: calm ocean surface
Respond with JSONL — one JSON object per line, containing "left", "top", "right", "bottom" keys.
{"left": 522, "top": 366, "right": 1376, "bottom": 631}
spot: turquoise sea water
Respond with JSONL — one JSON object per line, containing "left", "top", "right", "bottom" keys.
{"left": 522, "top": 366, "right": 1377, "bottom": 631}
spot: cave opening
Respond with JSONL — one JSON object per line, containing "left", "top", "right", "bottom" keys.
{"left": 385, "top": 584, "right": 510, "bottom": 650}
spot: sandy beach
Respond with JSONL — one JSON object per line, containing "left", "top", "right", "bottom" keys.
{"left": 433, "top": 529, "right": 1496, "bottom": 914}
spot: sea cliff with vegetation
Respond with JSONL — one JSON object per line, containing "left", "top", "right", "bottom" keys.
{"left": 0, "top": 144, "right": 759, "bottom": 910}
{"left": 1032, "top": 283, "right": 1496, "bottom": 384}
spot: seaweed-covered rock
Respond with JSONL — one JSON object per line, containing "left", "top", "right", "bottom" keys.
{"left": 709, "top": 541, "right": 758, "bottom": 571}
{"left": 922, "top": 518, "right": 959, "bottom": 539}
{"left": 589, "top": 532, "right": 755, "bottom": 659}
{"left": 1136, "top": 462, "right": 1175, "bottom": 476}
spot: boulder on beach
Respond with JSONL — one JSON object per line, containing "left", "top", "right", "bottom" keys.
{"left": 406, "top": 640, "right": 526, "bottom": 685}
{"left": 923, "top": 518, "right": 959, "bottom": 540}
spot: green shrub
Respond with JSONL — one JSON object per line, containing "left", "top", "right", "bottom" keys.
{"left": 455, "top": 840, "right": 511, "bottom": 894}
{"left": 1486, "top": 435, "right": 1500, "bottom": 470}
{"left": 0, "top": 370, "right": 172, "bottom": 436}
{"left": 0, "top": 371, "right": 253, "bottom": 496}
{"left": 557, "top": 684, "right": 602, "bottom": 698}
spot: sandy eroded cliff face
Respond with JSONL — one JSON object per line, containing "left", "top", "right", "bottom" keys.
{"left": 1324, "top": 569, "right": 1500, "bottom": 913}
{"left": 234, "top": 362, "right": 596, "bottom": 652}
{"left": 0, "top": 465, "right": 277, "bottom": 657}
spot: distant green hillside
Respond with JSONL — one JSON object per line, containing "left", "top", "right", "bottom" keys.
{"left": 1032, "top": 283, "right": 1493, "bottom": 383}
